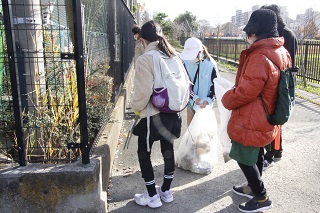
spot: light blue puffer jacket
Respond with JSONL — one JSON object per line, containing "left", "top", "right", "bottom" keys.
{"left": 183, "top": 57, "right": 220, "bottom": 106}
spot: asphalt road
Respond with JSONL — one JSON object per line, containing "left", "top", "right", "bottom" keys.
{"left": 107, "top": 71, "right": 320, "bottom": 213}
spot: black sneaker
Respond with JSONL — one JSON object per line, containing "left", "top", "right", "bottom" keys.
{"left": 274, "top": 151, "right": 282, "bottom": 160}
{"left": 263, "top": 160, "right": 273, "bottom": 171}
{"left": 233, "top": 185, "right": 254, "bottom": 199}
{"left": 239, "top": 196, "right": 273, "bottom": 212}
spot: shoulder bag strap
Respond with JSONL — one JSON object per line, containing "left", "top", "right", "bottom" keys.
{"left": 259, "top": 57, "right": 282, "bottom": 116}
{"left": 193, "top": 64, "right": 200, "bottom": 87}
{"left": 259, "top": 94, "right": 270, "bottom": 116}
{"left": 184, "top": 63, "right": 200, "bottom": 93}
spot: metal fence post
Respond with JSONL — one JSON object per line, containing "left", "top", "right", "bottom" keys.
{"left": 217, "top": 38, "right": 220, "bottom": 62}
{"left": 303, "top": 41, "right": 309, "bottom": 85}
{"left": 72, "top": 0, "right": 90, "bottom": 164}
{"left": 1, "top": 0, "right": 26, "bottom": 166}
{"left": 234, "top": 39, "right": 237, "bottom": 61}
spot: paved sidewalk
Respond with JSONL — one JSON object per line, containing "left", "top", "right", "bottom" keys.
{"left": 107, "top": 71, "right": 320, "bottom": 213}
{"left": 296, "top": 88, "right": 320, "bottom": 105}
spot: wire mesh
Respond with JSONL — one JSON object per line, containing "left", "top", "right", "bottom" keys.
{"left": 0, "top": 0, "right": 135, "bottom": 165}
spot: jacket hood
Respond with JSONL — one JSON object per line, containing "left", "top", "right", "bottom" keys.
{"left": 144, "top": 41, "right": 159, "bottom": 53}
{"left": 247, "top": 37, "right": 289, "bottom": 68}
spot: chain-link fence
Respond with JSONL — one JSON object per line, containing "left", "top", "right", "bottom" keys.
{"left": 0, "top": 0, "right": 135, "bottom": 166}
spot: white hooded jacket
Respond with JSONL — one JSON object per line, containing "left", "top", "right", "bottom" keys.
{"left": 129, "top": 41, "right": 161, "bottom": 118}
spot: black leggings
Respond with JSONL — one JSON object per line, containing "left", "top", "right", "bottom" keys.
{"left": 137, "top": 136, "right": 175, "bottom": 182}
{"left": 238, "top": 147, "right": 266, "bottom": 199}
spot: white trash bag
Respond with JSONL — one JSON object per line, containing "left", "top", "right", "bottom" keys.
{"left": 213, "top": 77, "right": 233, "bottom": 162}
{"left": 175, "top": 106, "right": 218, "bottom": 174}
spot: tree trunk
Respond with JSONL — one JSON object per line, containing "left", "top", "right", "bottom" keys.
{"left": 11, "top": 0, "right": 45, "bottom": 155}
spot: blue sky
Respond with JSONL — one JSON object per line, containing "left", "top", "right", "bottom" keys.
{"left": 139, "top": 0, "right": 320, "bottom": 25}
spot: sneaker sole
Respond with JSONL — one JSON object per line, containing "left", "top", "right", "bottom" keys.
{"left": 274, "top": 157, "right": 281, "bottom": 162}
{"left": 148, "top": 202, "right": 162, "bottom": 208}
{"left": 134, "top": 196, "right": 162, "bottom": 208}
{"left": 232, "top": 188, "right": 254, "bottom": 199}
{"left": 263, "top": 163, "right": 273, "bottom": 171}
{"left": 238, "top": 204, "right": 273, "bottom": 213}
{"left": 161, "top": 196, "right": 173, "bottom": 203}
{"left": 134, "top": 199, "right": 162, "bottom": 208}
{"left": 156, "top": 185, "right": 174, "bottom": 203}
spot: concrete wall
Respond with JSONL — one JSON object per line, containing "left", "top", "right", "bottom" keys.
{"left": 0, "top": 160, "right": 106, "bottom": 212}
{"left": 0, "top": 65, "right": 134, "bottom": 212}
{"left": 93, "top": 64, "right": 134, "bottom": 192}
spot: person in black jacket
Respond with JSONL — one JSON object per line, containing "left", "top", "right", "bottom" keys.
{"left": 260, "top": 4, "right": 299, "bottom": 170}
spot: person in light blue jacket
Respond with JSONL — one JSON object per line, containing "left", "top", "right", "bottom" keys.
{"left": 180, "top": 37, "right": 220, "bottom": 125}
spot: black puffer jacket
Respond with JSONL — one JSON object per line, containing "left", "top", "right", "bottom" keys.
{"left": 278, "top": 23, "right": 298, "bottom": 67}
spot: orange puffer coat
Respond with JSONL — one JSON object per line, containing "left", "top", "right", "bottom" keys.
{"left": 222, "top": 37, "right": 291, "bottom": 147}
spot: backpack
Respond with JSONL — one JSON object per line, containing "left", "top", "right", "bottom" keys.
{"left": 260, "top": 63, "right": 298, "bottom": 125}
{"left": 145, "top": 50, "right": 191, "bottom": 113}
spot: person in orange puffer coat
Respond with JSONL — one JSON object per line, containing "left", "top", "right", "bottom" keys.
{"left": 221, "top": 9, "right": 291, "bottom": 213}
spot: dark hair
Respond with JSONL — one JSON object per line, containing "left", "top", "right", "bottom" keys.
{"left": 140, "top": 20, "right": 176, "bottom": 57}
{"left": 260, "top": 4, "right": 285, "bottom": 27}
{"left": 131, "top": 25, "right": 141, "bottom": 35}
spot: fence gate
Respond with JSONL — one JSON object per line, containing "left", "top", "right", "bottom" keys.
{"left": 1, "top": 0, "right": 90, "bottom": 165}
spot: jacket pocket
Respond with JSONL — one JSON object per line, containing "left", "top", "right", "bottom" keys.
{"left": 249, "top": 99, "right": 273, "bottom": 131}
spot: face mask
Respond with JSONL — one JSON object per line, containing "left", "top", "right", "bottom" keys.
{"left": 247, "top": 37, "right": 254, "bottom": 44}
{"left": 247, "top": 35, "right": 257, "bottom": 45}
{"left": 134, "top": 34, "right": 140, "bottom": 41}
{"left": 191, "top": 52, "right": 203, "bottom": 63}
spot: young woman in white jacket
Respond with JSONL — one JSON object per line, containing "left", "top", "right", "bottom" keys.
{"left": 130, "top": 20, "right": 182, "bottom": 208}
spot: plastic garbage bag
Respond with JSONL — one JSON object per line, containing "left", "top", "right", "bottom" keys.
{"left": 175, "top": 105, "right": 218, "bottom": 174}
{"left": 213, "top": 77, "right": 233, "bottom": 162}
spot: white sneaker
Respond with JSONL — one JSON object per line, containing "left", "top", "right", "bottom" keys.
{"left": 134, "top": 191, "right": 162, "bottom": 208}
{"left": 156, "top": 185, "right": 174, "bottom": 203}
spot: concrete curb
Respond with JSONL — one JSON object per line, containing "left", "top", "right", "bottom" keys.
{"left": 0, "top": 159, "right": 106, "bottom": 212}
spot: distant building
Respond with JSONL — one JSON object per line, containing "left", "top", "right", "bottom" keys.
{"left": 252, "top": 5, "right": 259, "bottom": 12}
{"left": 242, "top": 12, "right": 249, "bottom": 25}
{"left": 225, "top": 5, "right": 320, "bottom": 38}
{"left": 221, "top": 22, "right": 242, "bottom": 37}
{"left": 293, "top": 8, "right": 320, "bottom": 38}
{"left": 235, "top": 10, "right": 242, "bottom": 27}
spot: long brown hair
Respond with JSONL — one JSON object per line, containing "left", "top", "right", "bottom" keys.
{"left": 202, "top": 45, "right": 212, "bottom": 60}
{"left": 194, "top": 45, "right": 212, "bottom": 61}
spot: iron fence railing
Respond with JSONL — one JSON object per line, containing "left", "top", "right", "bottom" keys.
{"left": 297, "top": 40, "right": 320, "bottom": 83}
{"left": 181, "top": 37, "right": 320, "bottom": 84}
{"left": 0, "top": 0, "right": 135, "bottom": 166}
{"left": 202, "top": 37, "right": 248, "bottom": 63}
